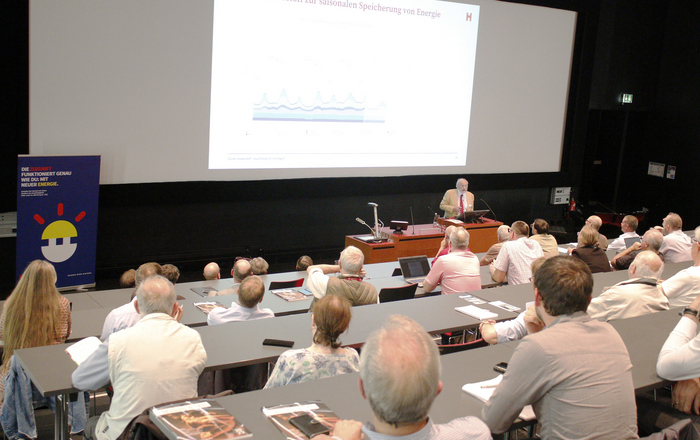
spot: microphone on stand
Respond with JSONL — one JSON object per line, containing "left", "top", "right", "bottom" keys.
{"left": 480, "top": 199, "right": 497, "bottom": 222}
{"left": 410, "top": 207, "right": 415, "bottom": 235}
{"left": 368, "top": 202, "right": 379, "bottom": 238}
{"left": 428, "top": 206, "right": 439, "bottom": 227}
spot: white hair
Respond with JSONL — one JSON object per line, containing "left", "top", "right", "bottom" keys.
{"left": 340, "top": 246, "right": 364, "bottom": 275}
{"left": 449, "top": 228, "right": 470, "bottom": 249}
{"left": 630, "top": 251, "right": 664, "bottom": 279}
{"left": 360, "top": 315, "right": 440, "bottom": 426}
{"left": 642, "top": 229, "right": 663, "bottom": 252}
{"left": 497, "top": 225, "right": 511, "bottom": 242}
{"left": 136, "top": 275, "right": 176, "bottom": 315}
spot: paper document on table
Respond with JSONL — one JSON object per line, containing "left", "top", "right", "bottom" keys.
{"left": 66, "top": 336, "right": 101, "bottom": 365}
{"left": 454, "top": 305, "right": 498, "bottom": 320}
{"left": 462, "top": 375, "right": 536, "bottom": 421}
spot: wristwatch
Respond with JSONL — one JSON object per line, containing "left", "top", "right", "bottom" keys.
{"left": 681, "top": 307, "right": 700, "bottom": 319}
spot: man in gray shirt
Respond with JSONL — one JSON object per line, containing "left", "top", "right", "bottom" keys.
{"left": 482, "top": 256, "right": 638, "bottom": 439}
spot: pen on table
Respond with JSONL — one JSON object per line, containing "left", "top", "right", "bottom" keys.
{"left": 480, "top": 384, "right": 498, "bottom": 388}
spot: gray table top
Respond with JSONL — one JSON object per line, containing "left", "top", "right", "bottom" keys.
{"left": 206, "top": 342, "right": 518, "bottom": 439}
{"left": 609, "top": 307, "right": 681, "bottom": 393}
{"left": 16, "top": 292, "right": 517, "bottom": 397}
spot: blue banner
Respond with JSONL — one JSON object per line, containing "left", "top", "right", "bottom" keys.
{"left": 16, "top": 156, "right": 100, "bottom": 288}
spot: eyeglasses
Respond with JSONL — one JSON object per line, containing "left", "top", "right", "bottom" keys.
{"left": 235, "top": 256, "right": 251, "bottom": 262}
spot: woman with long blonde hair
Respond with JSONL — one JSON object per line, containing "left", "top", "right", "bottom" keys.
{"left": 0, "top": 260, "right": 71, "bottom": 401}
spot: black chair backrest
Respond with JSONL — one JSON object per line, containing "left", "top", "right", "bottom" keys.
{"left": 379, "top": 283, "right": 418, "bottom": 303}
{"left": 269, "top": 278, "right": 304, "bottom": 290}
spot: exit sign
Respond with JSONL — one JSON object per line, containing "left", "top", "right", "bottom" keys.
{"left": 622, "top": 94, "right": 633, "bottom": 104}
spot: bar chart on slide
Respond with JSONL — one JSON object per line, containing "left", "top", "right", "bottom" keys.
{"left": 208, "top": 0, "right": 480, "bottom": 169}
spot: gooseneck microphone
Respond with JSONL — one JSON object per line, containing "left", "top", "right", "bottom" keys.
{"left": 480, "top": 199, "right": 497, "bottom": 222}
{"left": 356, "top": 217, "right": 376, "bottom": 236}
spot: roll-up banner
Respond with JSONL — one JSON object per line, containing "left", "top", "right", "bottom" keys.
{"left": 16, "top": 156, "right": 100, "bottom": 289}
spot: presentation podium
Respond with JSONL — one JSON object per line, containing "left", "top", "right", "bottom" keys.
{"left": 345, "top": 219, "right": 502, "bottom": 264}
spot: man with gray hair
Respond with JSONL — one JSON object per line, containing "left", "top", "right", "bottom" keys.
{"left": 585, "top": 215, "right": 609, "bottom": 250}
{"left": 611, "top": 228, "right": 664, "bottom": 270}
{"left": 588, "top": 251, "right": 669, "bottom": 321}
{"left": 661, "top": 226, "right": 700, "bottom": 308}
{"left": 73, "top": 276, "right": 207, "bottom": 440}
{"left": 307, "top": 245, "right": 378, "bottom": 307}
{"left": 319, "top": 315, "right": 490, "bottom": 440}
{"left": 439, "top": 178, "right": 474, "bottom": 218}
{"left": 658, "top": 212, "right": 693, "bottom": 263}
{"left": 423, "top": 228, "right": 481, "bottom": 294}
{"left": 480, "top": 224, "right": 511, "bottom": 266}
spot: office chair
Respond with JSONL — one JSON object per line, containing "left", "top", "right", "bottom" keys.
{"left": 269, "top": 278, "right": 304, "bottom": 290}
{"left": 378, "top": 283, "right": 418, "bottom": 303}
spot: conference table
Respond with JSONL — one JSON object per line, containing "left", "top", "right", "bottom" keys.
{"left": 62, "top": 258, "right": 504, "bottom": 342}
{"left": 15, "top": 293, "right": 519, "bottom": 440}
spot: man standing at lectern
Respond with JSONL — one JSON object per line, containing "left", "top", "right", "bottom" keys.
{"left": 440, "top": 178, "right": 474, "bottom": 218}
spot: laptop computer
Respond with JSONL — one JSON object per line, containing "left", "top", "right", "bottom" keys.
{"left": 624, "top": 236, "right": 642, "bottom": 248}
{"left": 398, "top": 255, "right": 431, "bottom": 284}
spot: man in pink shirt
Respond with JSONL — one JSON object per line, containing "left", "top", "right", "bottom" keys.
{"left": 423, "top": 228, "right": 481, "bottom": 294}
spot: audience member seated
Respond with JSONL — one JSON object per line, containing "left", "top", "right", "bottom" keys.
{"left": 0, "top": 261, "right": 72, "bottom": 409}
{"left": 658, "top": 212, "right": 693, "bottom": 263}
{"left": 585, "top": 215, "right": 609, "bottom": 250}
{"left": 657, "top": 291, "right": 700, "bottom": 413}
{"left": 296, "top": 255, "right": 313, "bottom": 271}
{"left": 490, "top": 221, "right": 544, "bottom": 285}
{"left": 480, "top": 257, "right": 546, "bottom": 345}
{"left": 439, "top": 177, "right": 474, "bottom": 217}
{"left": 571, "top": 225, "right": 612, "bottom": 273}
{"left": 317, "top": 315, "right": 490, "bottom": 440}
{"left": 203, "top": 262, "right": 220, "bottom": 280}
{"left": 161, "top": 263, "right": 180, "bottom": 284}
{"left": 215, "top": 259, "right": 253, "bottom": 296}
{"left": 607, "top": 215, "right": 641, "bottom": 252}
{"left": 73, "top": 275, "right": 207, "bottom": 440}
{"left": 423, "top": 228, "right": 480, "bottom": 294}
{"left": 119, "top": 269, "right": 135, "bottom": 288}
{"left": 432, "top": 225, "right": 457, "bottom": 264}
{"left": 250, "top": 257, "right": 269, "bottom": 275}
{"left": 482, "top": 257, "right": 638, "bottom": 439}
{"left": 479, "top": 225, "right": 511, "bottom": 266}
{"left": 207, "top": 276, "right": 273, "bottom": 325}
{"left": 588, "top": 251, "right": 668, "bottom": 321}
{"left": 611, "top": 229, "right": 664, "bottom": 270}
{"left": 529, "top": 218, "right": 559, "bottom": 259}
{"left": 133, "top": 262, "right": 163, "bottom": 287}
{"left": 661, "top": 226, "right": 700, "bottom": 308}
{"left": 205, "top": 275, "right": 273, "bottom": 393}
{"left": 307, "top": 246, "right": 378, "bottom": 308}
{"left": 655, "top": 277, "right": 700, "bottom": 429}
{"left": 264, "top": 295, "right": 359, "bottom": 388}
{"left": 101, "top": 262, "right": 163, "bottom": 340}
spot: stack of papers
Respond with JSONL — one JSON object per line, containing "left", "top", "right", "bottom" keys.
{"left": 454, "top": 305, "right": 498, "bottom": 320}
{"left": 462, "top": 375, "right": 536, "bottom": 421}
